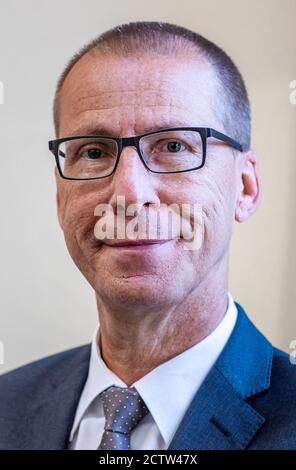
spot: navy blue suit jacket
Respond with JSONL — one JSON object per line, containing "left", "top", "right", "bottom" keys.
{"left": 0, "top": 303, "right": 296, "bottom": 450}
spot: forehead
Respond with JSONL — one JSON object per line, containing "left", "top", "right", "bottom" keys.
{"left": 58, "top": 51, "right": 220, "bottom": 137}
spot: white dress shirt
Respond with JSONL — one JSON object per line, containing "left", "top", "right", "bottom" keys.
{"left": 68, "top": 293, "right": 237, "bottom": 450}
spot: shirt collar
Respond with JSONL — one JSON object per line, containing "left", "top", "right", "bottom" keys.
{"left": 69, "top": 293, "right": 237, "bottom": 445}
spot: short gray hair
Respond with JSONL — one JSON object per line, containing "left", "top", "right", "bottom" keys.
{"left": 53, "top": 21, "right": 251, "bottom": 150}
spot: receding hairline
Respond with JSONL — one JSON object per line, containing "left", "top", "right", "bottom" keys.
{"left": 54, "top": 42, "right": 213, "bottom": 136}
{"left": 52, "top": 21, "right": 251, "bottom": 149}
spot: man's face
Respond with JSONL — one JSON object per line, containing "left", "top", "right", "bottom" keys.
{"left": 56, "top": 52, "right": 240, "bottom": 308}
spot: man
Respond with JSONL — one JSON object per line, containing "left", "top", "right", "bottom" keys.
{"left": 0, "top": 21, "right": 295, "bottom": 451}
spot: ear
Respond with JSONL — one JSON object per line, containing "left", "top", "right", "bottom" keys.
{"left": 55, "top": 167, "right": 64, "bottom": 231}
{"left": 235, "top": 149, "right": 261, "bottom": 223}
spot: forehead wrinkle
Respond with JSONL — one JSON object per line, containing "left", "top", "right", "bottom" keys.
{"left": 60, "top": 59, "right": 220, "bottom": 135}
{"left": 60, "top": 71, "right": 220, "bottom": 137}
{"left": 64, "top": 95, "right": 216, "bottom": 131}
{"left": 66, "top": 105, "right": 201, "bottom": 136}
{"left": 58, "top": 53, "right": 222, "bottom": 135}
{"left": 71, "top": 103, "right": 190, "bottom": 114}
{"left": 66, "top": 87, "right": 188, "bottom": 113}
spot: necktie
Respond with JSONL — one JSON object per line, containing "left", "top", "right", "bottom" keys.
{"left": 97, "top": 386, "right": 149, "bottom": 450}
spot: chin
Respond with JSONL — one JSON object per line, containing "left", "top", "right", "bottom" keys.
{"left": 96, "top": 274, "right": 178, "bottom": 308}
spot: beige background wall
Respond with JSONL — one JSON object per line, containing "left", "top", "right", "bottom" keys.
{"left": 0, "top": 0, "right": 295, "bottom": 373}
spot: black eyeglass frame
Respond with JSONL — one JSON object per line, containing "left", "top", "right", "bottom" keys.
{"left": 48, "top": 127, "right": 243, "bottom": 181}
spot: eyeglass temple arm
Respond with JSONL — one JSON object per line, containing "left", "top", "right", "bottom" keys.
{"left": 48, "top": 140, "right": 65, "bottom": 158}
{"left": 207, "top": 128, "right": 243, "bottom": 152}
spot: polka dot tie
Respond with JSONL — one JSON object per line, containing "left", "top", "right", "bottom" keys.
{"left": 97, "top": 386, "right": 149, "bottom": 450}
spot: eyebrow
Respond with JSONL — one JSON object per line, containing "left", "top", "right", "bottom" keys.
{"left": 70, "top": 125, "right": 119, "bottom": 137}
{"left": 69, "top": 121, "right": 195, "bottom": 138}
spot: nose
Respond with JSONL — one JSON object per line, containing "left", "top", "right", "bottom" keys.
{"left": 109, "top": 146, "right": 161, "bottom": 210}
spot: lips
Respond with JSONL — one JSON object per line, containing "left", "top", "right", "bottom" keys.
{"left": 104, "top": 239, "right": 171, "bottom": 247}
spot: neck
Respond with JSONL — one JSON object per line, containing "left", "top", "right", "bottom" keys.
{"left": 95, "top": 254, "right": 229, "bottom": 386}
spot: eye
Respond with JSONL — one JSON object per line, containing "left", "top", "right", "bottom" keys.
{"left": 80, "top": 147, "right": 104, "bottom": 159}
{"left": 161, "top": 140, "right": 186, "bottom": 153}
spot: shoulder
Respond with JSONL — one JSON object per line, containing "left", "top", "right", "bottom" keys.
{"left": 0, "top": 344, "right": 91, "bottom": 401}
{"left": 247, "top": 346, "right": 296, "bottom": 448}
{"left": 270, "top": 346, "right": 296, "bottom": 391}
{"left": 230, "top": 303, "right": 296, "bottom": 440}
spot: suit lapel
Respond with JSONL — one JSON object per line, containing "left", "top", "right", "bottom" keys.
{"left": 168, "top": 366, "right": 265, "bottom": 450}
{"left": 169, "top": 304, "right": 273, "bottom": 450}
{"left": 27, "top": 345, "right": 91, "bottom": 450}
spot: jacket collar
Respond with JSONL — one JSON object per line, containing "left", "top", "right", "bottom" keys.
{"left": 169, "top": 303, "right": 273, "bottom": 450}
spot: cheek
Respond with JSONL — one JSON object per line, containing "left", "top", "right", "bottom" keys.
{"left": 171, "top": 165, "right": 236, "bottom": 250}
{"left": 58, "top": 184, "right": 103, "bottom": 247}
{"left": 201, "top": 173, "right": 236, "bottom": 253}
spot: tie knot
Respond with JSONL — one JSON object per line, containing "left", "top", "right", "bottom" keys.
{"left": 100, "top": 386, "right": 148, "bottom": 435}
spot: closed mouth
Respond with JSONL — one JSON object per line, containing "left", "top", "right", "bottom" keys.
{"left": 104, "top": 239, "right": 171, "bottom": 248}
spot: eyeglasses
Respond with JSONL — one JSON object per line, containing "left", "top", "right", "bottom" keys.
{"left": 48, "top": 127, "right": 243, "bottom": 181}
